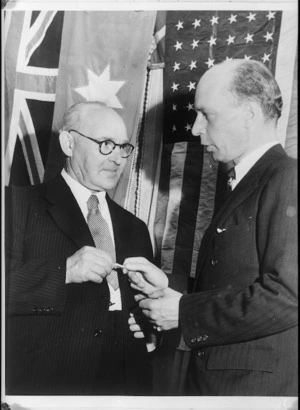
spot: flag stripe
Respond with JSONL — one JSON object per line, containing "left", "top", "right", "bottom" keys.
{"left": 161, "top": 142, "right": 187, "bottom": 275}
{"left": 25, "top": 11, "right": 57, "bottom": 66}
{"left": 154, "top": 144, "right": 172, "bottom": 266}
{"left": 20, "top": 98, "right": 45, "bottom": 181}
{"left": 274, "top": 11, "right": 298, "bottom": 147}
{"left": 172, "top": 141, "right": 203, "bottom": 277}
{"left": 16, "top": 125, "right": 34, "bottom": 185}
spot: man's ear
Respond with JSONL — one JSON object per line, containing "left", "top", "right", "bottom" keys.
{"left": 59, "top": 131, "right": 74, "bottom": 157}
{"left": 244, "top": 102, "right": 260, "bottom": 129}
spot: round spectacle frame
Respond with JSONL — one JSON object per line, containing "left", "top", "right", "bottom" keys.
{"left": 68, "top": 129, "right": 134, "bottom": 158}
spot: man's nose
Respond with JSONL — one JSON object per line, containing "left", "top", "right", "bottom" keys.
{"left": 192, "top": 112, "right": 207, "bottom": 142}
{"left": 109, "top": 146, "right": 123, "bottom": 164}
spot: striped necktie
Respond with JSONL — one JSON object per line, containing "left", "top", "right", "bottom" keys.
{"left": 87, "top": 194, "right": 119, "bottom": 290}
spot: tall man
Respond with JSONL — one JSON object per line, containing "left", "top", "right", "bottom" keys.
{"left": 124, "top": 59, "right": 298, "bottom": 396}
{"left": 5, "top": 102, "right": 154, "bottom": 395}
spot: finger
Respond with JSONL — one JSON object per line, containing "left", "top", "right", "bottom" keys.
{"left": 127, "top": 271, "right": 144, "bottom": 286}
{"left": 85, "top": 271, "right": 105, "bottom": 284}
{"left": 134, "top": 294, "right": 147, "bottom": 302}
{"left": 148, "top": 288, "right": 167, "bottom": 299}
{"left": 124, "top": 256, "right": 148, "bottom": 265}
{"left": 133, "top": 331, "right": 145, "bottom": 339}
{"left": 129, "top": 323, "right": 143, "bottom": 332}
{"left": 130, "top": 283, "right": 146, "bottom": 292}
{"left": 128, "top": 316, "right": 138, "bottom": 325}
{"left": 90, "top": 263, "right": 112, "bottom": 278}
{"left": 123, "top": 258, "right": 153, "bottom": 272}
{"left": 138, "top": 298, "right": 153, "bottom": 310}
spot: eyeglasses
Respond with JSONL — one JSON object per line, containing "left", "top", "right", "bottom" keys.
{"left": 68, "top": 129, "right": 134, "bottom": 158}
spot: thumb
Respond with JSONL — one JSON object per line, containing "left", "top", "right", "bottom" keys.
{"left": 148, "top": 288, "right": 166, "bottom": 299}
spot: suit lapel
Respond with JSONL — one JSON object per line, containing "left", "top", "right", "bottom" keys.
{"left": 195, "top": 144, "right": 286, "bottom": 278}
{"left": 44, "top": 175, "right": 94, "bottom": 250}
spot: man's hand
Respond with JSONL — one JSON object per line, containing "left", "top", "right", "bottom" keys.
{"left": 136, "top": 287, "right": 182, "bottom": 331}
{"left": 123, "top": 257, "right": 168, "bottom": 295}
{"left": 66, "top": 246, "right": 114, "bottom": 284}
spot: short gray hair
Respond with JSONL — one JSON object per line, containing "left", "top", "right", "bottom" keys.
{"left": 60, "top": 101, "right": 109, "bottom": 132}
{"left": 228, "top": 60, "right": 282, "bottom": 122}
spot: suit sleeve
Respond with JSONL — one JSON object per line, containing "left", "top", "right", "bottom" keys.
{"left": 5, "top": 187, "right": 67, "bottom": 316}
{"left": 179, "top": 160, "right": 298, "bottom": 348}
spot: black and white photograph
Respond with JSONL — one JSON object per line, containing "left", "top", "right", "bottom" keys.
{"left": 2, "top": 0, "right": 297, "bottom": 409}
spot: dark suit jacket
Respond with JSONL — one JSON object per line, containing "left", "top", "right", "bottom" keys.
{"left": 5, "top": 174, "right": 154, "bottom": 395}
{"left": 179, "top": 145, "right": 298, "bottom": 396}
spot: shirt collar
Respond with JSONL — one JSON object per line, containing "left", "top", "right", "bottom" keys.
{"left": 61, "top": 169, "right": 106, "bottom": 215}
{"left": 233, "top": 141, "right": 279, "bottom": 188}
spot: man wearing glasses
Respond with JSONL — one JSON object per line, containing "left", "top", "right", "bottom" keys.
{"left": 5, "top": 102, "right": 154, "bottom": 395}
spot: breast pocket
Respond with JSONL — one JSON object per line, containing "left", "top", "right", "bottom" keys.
{"left": 213, "top": 219, "right": 258, "bottom": 275}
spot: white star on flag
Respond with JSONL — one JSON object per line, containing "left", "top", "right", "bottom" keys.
{"left": 174, "top": 41, "right": 183, "bottom": 51}
{"left": 262, "top": 53, "right": 271, "bottom": 63}
{"left": 187, "top": 81, "right": 196, "bottom": 91}
{"left": 226, "top": 35, "right": 235, "bottom": 45}
{"left": 74, "top": 65, "right": 125, "bottom": 109}
{"left": 263, "top": 31, "right": 273, "bottom": 42}
{"left": 172, "top": 104, "right": 177, "bottom": 111}
{"left": 172, "top": 125, "right": 177, "bottom": 132}
{"left": 266, "top": 11, "right": 276, "bottom": 20}
{"left": 189, "top": 60, "right": 197, "bottom": 70}
{"left": 247, "top": 12, "right": 256, "bottom": 22}
{"left": 173, "top": 62, "right": 180, "bottom": 71}
{"left": 192, "top": 19, "right": 201, "bottom": 28}
{"left": 245, "top": 33, "right": 254, "bottom": 43}
{"left": 205, "top": 58, "right": 215, "bottom": 68}
{"left": 187, "top": 102, "right": 194, "bottom": 111}
{"left": 191, "top": 39, "right": 199, "bottom": 49}
{"left": 207, "top": 36, "right": 217, "bottom": 46}
{"left": 228, "top": 14, "right": 237, "bottom": 24}
{"left": 210, "top": 16, "right": 219, "bottom": 25}
{"left": 185, "top": 123, "right": 192, "bottom": 131}
{"left": 176, "top": 21, "right": 184, "bottom": 30}
{"left": 171, "top": 82, "right": 179, "bottom": 92}
{"left": 244, "top": 55, "right": 252, "bottom": 60}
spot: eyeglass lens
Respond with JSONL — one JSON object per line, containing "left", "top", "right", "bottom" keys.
{"left": 99, "top": 140, "right": 133, "bottom": 158}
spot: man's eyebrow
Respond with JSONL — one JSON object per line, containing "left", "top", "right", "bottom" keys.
{"left": 97, "top": 137, "right": 130, "bottom": 144}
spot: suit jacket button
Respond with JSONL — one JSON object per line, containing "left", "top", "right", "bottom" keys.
{"left": 94, "top": 329, "right": 102, "bottom": 337}
{"left": 197, "top": 351, "right": 205, "bottom": 358}
{"left": 210, "top": 259, "right": 218, "bottom": 267}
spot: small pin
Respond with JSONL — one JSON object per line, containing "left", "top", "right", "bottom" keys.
{"left": 217, "top": 228, "right": 226, "bottom": 233}
{"left": 114, "top": 263, "right": 125, "bottom": 269}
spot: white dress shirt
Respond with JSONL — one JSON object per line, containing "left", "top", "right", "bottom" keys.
{"left": 61, "top": 169, "right": 122, "bottom": 310}
{"left": 232, "top": 141, "right": 279, "bottom": 190}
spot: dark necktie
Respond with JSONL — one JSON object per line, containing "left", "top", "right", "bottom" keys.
{"left": 87, "top": 194, "right": 119, "bottom": 290}
{"left": 227, "top": 166, "right": 236, "bottom": 192}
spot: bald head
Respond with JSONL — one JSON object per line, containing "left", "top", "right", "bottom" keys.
{"left": 199, "top": 59, "right": 282, "bottom": 123}
{"left": 61, "top": 102, "right": 126, "bottom": 135}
